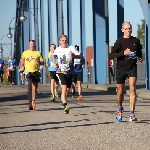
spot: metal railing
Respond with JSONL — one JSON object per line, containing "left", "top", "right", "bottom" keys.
{"left": 87, "top": 61, "right": 146, "bottom": 83}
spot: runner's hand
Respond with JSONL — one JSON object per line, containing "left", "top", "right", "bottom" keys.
{"left": 40, "top": 65, "right": 44, "bottom": 70}
{"left": 53, "top": 63, "right": 57, "bottom": 68}
{"left": 124, "top": 48, "right": 131, "bottom": 55}
{"left": 71, "top": 52, "right": 75, "bottom": 57}
{"left": 139, "top": 58, "right": 143, "bottom": 63}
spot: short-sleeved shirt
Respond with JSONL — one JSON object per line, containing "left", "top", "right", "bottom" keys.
{"left": 53, "top": 46, "right": 80, "bottom": 74}
{"left": 0, "top": 59, "right": 4, "bottom": 71}
{"left": 7, "top": 59, "right": 16, "bottom": 71}
{"left": 47, "top": 51, "right": 57, "bottom": 72}
{"left": 21, "top": 50, "right": 44, "bottom": 73}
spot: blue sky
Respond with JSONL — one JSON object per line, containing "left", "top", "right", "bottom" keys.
{"left": 0, "top": 0, "right": 16, "bottom": 58}
{"left": 109, "top": 0, "right": 144, "bottom": 45}
{"left": 0, "top": 0, "right": 144, "bottom": 57}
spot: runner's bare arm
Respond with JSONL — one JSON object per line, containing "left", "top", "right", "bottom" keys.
{"left": 46, "top": 54, "right": 49, "bottom": 66}
{"left": 53, "top": 55, "right": 57, "bottom": 68}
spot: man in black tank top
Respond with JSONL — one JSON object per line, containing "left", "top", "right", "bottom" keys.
{"left": 110, "top": 21, "right": 142, "bottom": 122}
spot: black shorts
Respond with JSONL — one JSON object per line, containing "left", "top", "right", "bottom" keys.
{"left": 19, "top": 70, "right": 24, "bottom": 74}
{"left": 72, "top": 72, "right": 82, "bottom": 82}
{"left": 49, "top": 71, "right": 59, "bottom": 81}
{"left": 116, "top": 66, "right": 137, "bottom": 84}
{"left": 26, "top": 71, "right": 41, "bottom": 83}
{"left": 0, "top": 70, "right": 4, "bottom": 76}
{"left": 56, "top": 73, "right": 73, "bottom": 88}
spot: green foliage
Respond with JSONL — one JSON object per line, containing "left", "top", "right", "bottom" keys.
{"left": 137, "top": 19, "right": 145, "bottom": 50}
{"left": 137, "top": 19, "right": 145, "bottom": 59}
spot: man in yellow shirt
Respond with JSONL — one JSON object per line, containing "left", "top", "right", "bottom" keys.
{"left": 21, "top": 40, "right": 44, "bottom": 110}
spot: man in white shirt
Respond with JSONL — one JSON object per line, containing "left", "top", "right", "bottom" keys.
{"left": 53, "top": 35, "right": 83, "bottom": 114}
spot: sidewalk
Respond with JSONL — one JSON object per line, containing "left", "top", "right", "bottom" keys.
{"left": 82, "top": 81, "right": 150, "bottom": 99}
{"left": 1, "top": 81, "right": 150, "bottom": 99}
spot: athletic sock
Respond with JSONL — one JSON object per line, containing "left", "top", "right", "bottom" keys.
{"left": 130, "top": 110, "right": 134, "bottom": 115}
{"left": 117, "top": 107, "right": 122, "bottom": 112}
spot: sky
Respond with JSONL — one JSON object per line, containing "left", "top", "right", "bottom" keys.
{"left": 0, "top": 0, "right": 144, "bottom": 58}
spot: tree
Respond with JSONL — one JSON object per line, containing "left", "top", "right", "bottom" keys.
{"left": 137, "top": 19, "right": 145, "bottom": 59}
{"left": 137, "top": 19, "right": 145, "bottom": 49}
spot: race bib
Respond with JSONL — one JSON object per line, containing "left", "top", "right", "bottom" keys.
{"left": 125, "top": 51, "right": 136, "bottom": 59}
{"left": 59, "top": 64, "right": 70, "bottom": 72}
{"left": 0, "top": 64, "right": 2, "bottom": 67}
{"left": 74, "top": 59, "right": 81, "bottom": 64}
{"left": 8, "top": 66, "right": 14, "bottom": 70}
{"left": 50, "top": 62, "right": 54, "bottom": 67}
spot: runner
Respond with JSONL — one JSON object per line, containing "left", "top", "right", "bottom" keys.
{"left": 72, "top": 45, "right": 85, "bottom": 101}
{"left": 53, "top": 35, "right": 83, "bottom": 114}
{"left": 0, "top": 58, "right": 4, "bottom": 86}
{"left": 5, "top": 65, "right": 10, "bottom": 85}
{"left": 110, "top": 21, "right": 143, "bottom": 122}
{"left": 20, "top": 40, "right": 44, "bottom": 110}
{"left": 46, "top": 43, "right": 59, "bottom": 101}
{"left": 7, "top": 55, "right": 16, "bottom": 86}
{"left": 109, "top": 59, "right": 114, "bottom": 81}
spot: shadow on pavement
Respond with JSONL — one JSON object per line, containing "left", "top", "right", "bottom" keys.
{"left": 0, "top": 120, "right": 115, "bottom": 135}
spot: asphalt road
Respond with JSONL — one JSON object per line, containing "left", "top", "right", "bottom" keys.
{"left": 0, "top": 85, "right": 150, "bottom": 150}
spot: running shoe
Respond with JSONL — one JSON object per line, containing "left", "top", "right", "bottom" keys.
{"left": 29, "top": 103, "right": 33, "bottom": 110}
{"left": 61, "top": 102, "right": 65, "bottom": 108}
{"left": 77, "top": 95, "right": 82, "bottom": 101}
{"left": 32, "top": 100, "right": 36, "bottom": 110}
{"left": 50, "top": 95, "right": 55, "bottom": 101}
{"left": 116, "top": 111, "right": 122, "bottom": 122}
{"left": 54, "top": 91, "right": 59, "bottom": 97}
{"left": 129, "top": 114, "right": 137, "bottom": 122}
{"left": 64, "top": 106, "right": 70, "bottom": 114}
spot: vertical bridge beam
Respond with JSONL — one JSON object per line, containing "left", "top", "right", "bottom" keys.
{"left": 93, "top": 0, "right": 106, "bottom": 84}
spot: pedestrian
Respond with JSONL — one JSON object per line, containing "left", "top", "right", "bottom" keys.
{"left": 71, "top": 45, "right": 85, "bottom": 101}
{"left": 7, "top": 55, "right": 16, "bottom": 86}
{"left": 20, "top": 40, "right": 44, "bottom": 110}
{"left": 0, "top": 58, "right": 4, "bottom": 86}
{"left": 19, "top": 59, "right": 25, "bottom": 85}
{"left": 53, "top": 35, "right": 83, "bottom": 114}
{"left": 109, "top": 59, "right": 114, "bottom": 81}
{"left": 46, "top": 43, "right": 59, "bottom": 101}
{"left": 109, "top": 21, "right": 142, "bottom": 122}
{"left": 5, "top": 65, "right": 10, "bottom": 84}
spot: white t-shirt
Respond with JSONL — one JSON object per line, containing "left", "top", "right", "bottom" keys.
{"left": 53, "top": 45, "right": 80, "bottom": 74}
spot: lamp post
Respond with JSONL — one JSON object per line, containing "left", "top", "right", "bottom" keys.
{"left": 59, "top": 0, "right": 64, "bottom": 35}
{"left": 1, "top": 34, "right": 11, "bottom": 55}
{"left": 0, "top": 44, "right": 11, "bottom": 55}
{"left": 19, "top": 7, "right": 39, "bottom": 50}
{"left": 0, "top": 44, "right": 3, "bottom": 59}
{"left": 7, "top": 17, "right": 25, "bottom": 56}
{"left": 104, "top": 0, "right": 110, "bottom": 84}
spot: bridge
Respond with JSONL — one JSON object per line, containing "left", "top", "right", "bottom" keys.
{"left": 12, "top": 0, "right": 150, "bottom": 89}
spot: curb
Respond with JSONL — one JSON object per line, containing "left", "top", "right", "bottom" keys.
{"left": 126, "top": 89, "right": 150, "bottom": 99}
{"left": 82, "top": 84, "right": 116, "bottom": 92}
{"left": 82, "top": 84, "right": 150, "bottom": 99}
